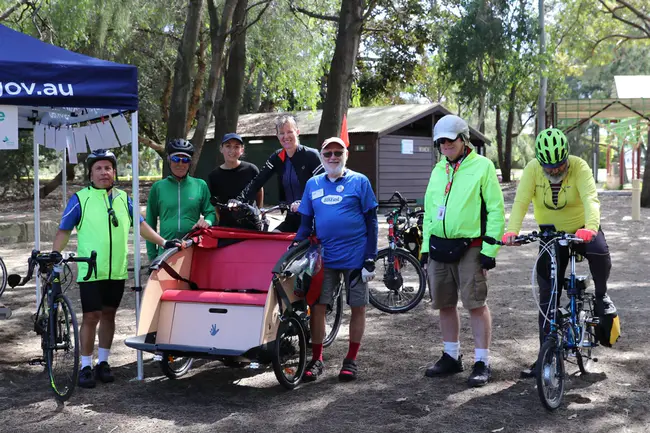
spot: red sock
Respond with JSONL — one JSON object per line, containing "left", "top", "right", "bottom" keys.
{"left": 312, "top": 343, "right": 323, "bottom": 362}
{"left": 346, "top": 341, "right": 361, "bottom": 361}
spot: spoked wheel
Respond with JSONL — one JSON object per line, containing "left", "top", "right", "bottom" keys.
{"left": 272, "top": 316, "right": 307, "bottom": 390}
{"left": 160, "top": 353, "right": 194, "bottom": 379}
{"left": 369, "top": 248, "right": 426, "bottom": 313}
{"left": 0, "top": 257, "right": 7, "bottom": 298}
{"left": 536, "top": 337, "right": 565, "bottom": 411}
{"left": 322, "top": 277, "right": 344, "bottom": 348}
{"left": 576, "top": 298, "right": 596, "bottom": 374}
{"left": 46, "top": 295, "right": 79, "bottom": 402}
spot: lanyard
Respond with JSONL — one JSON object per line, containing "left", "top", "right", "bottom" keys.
{"left": 444, "top": 156, "right": 465, "bottom": 197}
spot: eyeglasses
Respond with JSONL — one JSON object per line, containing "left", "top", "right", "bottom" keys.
{"left": 322, "top": 151, "right": 344, "bottom": 158}
{"left": 107, "top": 208, "right": 119, "bottom": 227}
{"left": 434, "top": 135, "right": 460, "bottom": 147}
{"left": 543, "top": 184, "right": 568, "bottom": 211}
{"left": 170, "top": 155, "right": 192, "bottom": 164}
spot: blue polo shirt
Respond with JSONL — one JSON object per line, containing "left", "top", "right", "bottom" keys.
{"left": 60, "top": 192, "right": 144, "bottom": 230}
{"left": 298, "top": 170, "right": 378, "bottom": 269}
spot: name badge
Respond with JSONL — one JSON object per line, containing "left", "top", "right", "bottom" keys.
{"left": 311, "top": 188, "right": 324, "bottom": 200}
{"left": 437, "top": 205, "right": 446, "bottom": 220}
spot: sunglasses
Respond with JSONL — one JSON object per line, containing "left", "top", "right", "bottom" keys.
{"left": 107, "top": 208, "right": 119, "bottom": 228}
{"left": 434, "top": 135, "right": 460, "bottom": 147}
{"left": 170, "top": 155, "right": 192, "bottom": 164}
{"left": 322, "top": 151, "right": 344, "bottom": 158}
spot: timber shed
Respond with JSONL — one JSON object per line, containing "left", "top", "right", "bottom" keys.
{"left": 196, "top": 103, "right": 491, "bottom": 204}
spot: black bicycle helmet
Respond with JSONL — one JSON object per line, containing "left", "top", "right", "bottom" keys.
{"left": 86, "top": 149, "right": 117, "bottom": 172}
{"left": 166, "top": 138, "right": 194, "bottom": 156}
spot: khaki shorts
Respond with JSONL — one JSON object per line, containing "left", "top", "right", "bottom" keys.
{"left": 427, "top": 247, "right": 488, "bottom": 310}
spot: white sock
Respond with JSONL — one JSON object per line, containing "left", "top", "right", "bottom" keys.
{"left": 443, "top": 341, "right": 460, "bottom": 360}
{"left": 98, "top": 347, "right": 110, "bottom": 364}
{"left": 81, "top": 355, "right": 93, "bottom": 369}
{"left": 475, "top": 348, "right": 490, "bottom": 366}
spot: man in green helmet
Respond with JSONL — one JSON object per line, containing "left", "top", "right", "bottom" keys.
{"left": 502, "top": 128, "right": 617, "bottom": 378}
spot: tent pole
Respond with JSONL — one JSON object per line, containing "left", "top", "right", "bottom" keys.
{"left": 62, "top": 146, "right": 67, "bottom": 210}
{"left": 131, "top": 111, "right": 144, "bottom": 381}
{"left": 33, "top": 130, "right": 41, "bottom": 309}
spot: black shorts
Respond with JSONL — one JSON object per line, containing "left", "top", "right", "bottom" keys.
{"left": 79, "top": 280, "right": 126, "bottom": 313}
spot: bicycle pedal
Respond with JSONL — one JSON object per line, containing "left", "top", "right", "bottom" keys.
{"left": 28, "top": 358, "right": 45, "bottom": 366}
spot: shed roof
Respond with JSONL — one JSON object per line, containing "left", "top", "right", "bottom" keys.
{"left": 202, "top": 103, "right": 490, "bottom": 144}
{"left": 614, "top": 76, "right": 650, "bottom": 99}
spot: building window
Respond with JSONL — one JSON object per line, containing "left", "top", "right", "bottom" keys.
{"left": 354, "top": 144, "right": 366, "bottom": 151}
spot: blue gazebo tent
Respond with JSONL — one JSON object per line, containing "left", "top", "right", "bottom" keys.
{"left": 0, "top": 24, "right": 146, "bottom": 379}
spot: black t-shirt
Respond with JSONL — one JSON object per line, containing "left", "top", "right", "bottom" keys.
{"left": 207, "top": 161, "right": 260, "bottom": 227}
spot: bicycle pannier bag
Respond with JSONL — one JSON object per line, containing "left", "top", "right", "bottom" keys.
{"left": 428, "top": 235, "right": 472, "bottom": 263}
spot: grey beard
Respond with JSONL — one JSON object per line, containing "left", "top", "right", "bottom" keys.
{"left": 325, "top": 163, "right": 345, "bottom": 177}
{"left": 543, "top": 169, "right": 568, "bottom": 184}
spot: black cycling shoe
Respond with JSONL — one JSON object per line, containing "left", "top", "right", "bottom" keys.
{"left": 467, "top": 361, "right": 491, "bottom": 387}
{"left": 520, "top": 362, "right": 536, "bottom": 378}
{"left": 78, "top": 366, "right": 96, "bottom": 389}
{"left": 303, "top": 359, "right": 324, "bottom": 382}
{"left": 94, "top": 361, "right": 115, "bottom": 383}
{"left": 425, "top": 352, "right": 464, "bottom": 377}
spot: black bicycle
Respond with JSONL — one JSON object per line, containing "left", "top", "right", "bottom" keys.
{"left": 8, "top": 250, "right": 97, "bottom": 402}
{"left": 369, "top": 191, "right": 427, "bottom": 313}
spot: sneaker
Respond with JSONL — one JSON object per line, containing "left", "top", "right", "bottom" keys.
{"left": 467, "top": 361, "right": 491, "bottom": 387}
{"left": 303, "top": 359, "right": 324, "bottom": 382}
{"left": 596, "top": 294, "right": 616, "bottom": 316}
{"left": 78, "top": 366, "right": 96, "bottom": 388}
{"left": 425, "top": 352, "right": 464, "bottom": 377}
{"left": 338, "top": 358, "right": 358, "bottom": 382}
{"left": 520, "top": 362, "right": 536, "bottom": 378}
{"left": 94, "top": 361, "right": 115, "bottom": 383}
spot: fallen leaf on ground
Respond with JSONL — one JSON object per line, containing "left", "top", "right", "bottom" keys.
{"left": 568, "top": 414, "right": 578, "bottom": 420}
{"left": 491, "top": 428, "right": 504, "bottom": 432}
{"left": 396, "top": 397, "right": 407, "bottom": 402}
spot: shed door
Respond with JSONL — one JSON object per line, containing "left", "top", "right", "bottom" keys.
{"left": 377, "top": 135, "right": 436, "bottom": 203}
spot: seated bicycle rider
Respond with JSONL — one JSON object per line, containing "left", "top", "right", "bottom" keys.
{"left": 502, "top": 128, "right": 617, "bottom": 378}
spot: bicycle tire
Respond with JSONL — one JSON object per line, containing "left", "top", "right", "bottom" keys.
{"left": 576, "top": 297, "right": 596, "bottom": 375}
{"left": 0, "top": 257, "right": 7, "bottom": 298}
{"left": 536, "top": 337, "right": 565, "bottom": 411}
{"left": 160, "top": 353, "right": 194, "bottom": 379}
{"left": 369, "top": 248, "right": 426, "bottom": 313}
{"left": 46, "top": 294, "right": 80, "bottom": 402}
{"left": 323, "top": 279, "right": 344, "bottom": 348}
{"left": 272, "top": 316, "right": 307, "bottom": 390}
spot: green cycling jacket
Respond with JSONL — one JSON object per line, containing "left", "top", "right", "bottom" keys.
{"left": 76, "top": 186, "right": 131, "bottom": 282}
{"left": 421, "top": 150, "right": 505, "bottom": 258}
{"left": 145, "top": 175, "right": 216, "bottom": 260}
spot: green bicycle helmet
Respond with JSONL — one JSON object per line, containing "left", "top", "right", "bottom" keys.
{"left": 535, "top": 128, "right": 569, "bottom": 168}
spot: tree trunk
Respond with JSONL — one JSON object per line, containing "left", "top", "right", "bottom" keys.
{"left": 316, "top": 0, "right": 367, "bottom": 146}
{"left": 166, "top": 0, "right": 205, "bottom": 143}
{"left": 641, "top": 128, "right": 650, "bottom": 207}
{"left": 186, "top": 33, "right": 208, "bottom": 134}
{"left": 495, "top": 105, "right": 504, "bottom": 177}
{"left": 189, "top": 0, "right": 238, "bottom": 174}
{"left": 253, "top": 69, "right": 263, "bottom": 112}
{"left": 477, "top": 63, "right": 486, "bottom": 134}
{"left": 40, "top": 163, "right": 77, "bottom": 199}
{"left": 502, "top": 83, "right": 517, "bottom": 183}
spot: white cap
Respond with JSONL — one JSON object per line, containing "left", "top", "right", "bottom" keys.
{"left": 433, "top": 115, "right": 470, "bottom": 142}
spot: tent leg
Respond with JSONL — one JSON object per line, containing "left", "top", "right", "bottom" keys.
{"left": 131, "top": 111, "right": 144, "bottom": 381}
{"left": 62, "top": 146, "right": 67, "bottom": 210}
{"left": 33, "top": 131, "right": 41, "bottom": 309}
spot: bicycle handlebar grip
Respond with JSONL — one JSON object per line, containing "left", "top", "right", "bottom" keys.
{"left": 81, "top": 251, "right": 98, "bottom": 281}
{"left": 481, "top": 236, "right": 504, "bottom": 246}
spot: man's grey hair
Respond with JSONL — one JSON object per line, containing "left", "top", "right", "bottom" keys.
{"left": 275, "top": 114, "right": 298, "bottom": 133}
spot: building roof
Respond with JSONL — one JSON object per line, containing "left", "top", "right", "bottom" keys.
{"left": 202, "top": 103, "right": 491, "bottom": 144}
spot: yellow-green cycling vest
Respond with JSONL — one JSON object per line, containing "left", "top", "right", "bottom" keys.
{"left": 75, "top": 187, "right": 131, "bottom": 282}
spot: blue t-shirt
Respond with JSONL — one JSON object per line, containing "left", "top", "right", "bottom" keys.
{"left": 60, "top": 191, "right": 144, "bottom": 230}
{"left": 298, "top": 170, "right": 378, "bottom": 269}
{"left": 282, "top": 158, "right": 303, "bottom": 204}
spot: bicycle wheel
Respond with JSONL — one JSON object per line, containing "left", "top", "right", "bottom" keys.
{"left": 369, "top": 248, "right": 426, "bottom": 313}
{"left": 160, "top": 353, "right": 194, "bottom": 379}
{"left": 323, "top": 278, "right": 344, "bottom": 348}
{"left": 0, "top": 257, "right": 6, "bottom": 298}
{"left": 536, "top": 337, "right": 565, "bottom": 411}
{"left": 272, "top": 316, "right": 307, "bottom": 390}
{"left": 576, "top": 297, "right": 596, "bottom": 374}
{"left": 46, "top": 295, "right": 79, "bottom": 402}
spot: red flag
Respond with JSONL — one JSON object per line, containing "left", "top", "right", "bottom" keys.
{"left": 340, "top": 114, "right": 350, "bottom": 148}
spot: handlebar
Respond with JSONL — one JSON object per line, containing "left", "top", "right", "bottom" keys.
{"left": 483, "top": 231, "right": 585, "bottom": 247}
{"left": 10, "top": 250, "right": 98, "bottom": 288}
{"left": 212, "top": 200, "right": 290, "bottom": 216}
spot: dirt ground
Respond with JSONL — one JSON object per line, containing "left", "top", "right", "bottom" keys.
{"left": 0, "top": 183, "right": 649, "bottom": 433}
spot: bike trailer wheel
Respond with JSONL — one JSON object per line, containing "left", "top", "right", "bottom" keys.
{"left": 323, "top": 278, "right": 344, "bottom": 348}
{"left": 272, "top": 316, "right": 307, "bottom": 389}
{"left": 160, "top": 353, "right": 194, "bottom": 379}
